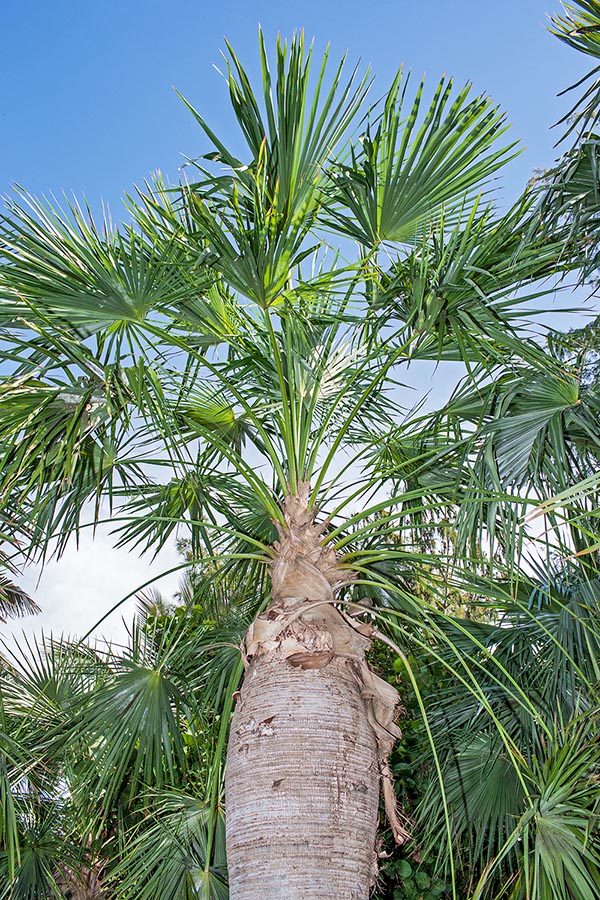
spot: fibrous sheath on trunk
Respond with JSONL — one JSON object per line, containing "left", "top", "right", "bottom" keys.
{"left": 225, "top": 484, "right": 408, "bottom": 900}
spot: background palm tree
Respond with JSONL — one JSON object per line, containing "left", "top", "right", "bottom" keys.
{"left": 0, "top": 606, "right": 231, "bottom": 900}
{"left": 0, "top": 514, "right": 40, "bottom": 623}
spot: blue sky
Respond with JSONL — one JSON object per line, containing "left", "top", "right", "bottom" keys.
{"left": 0, "top": 0, "right": 591, "bottom": 215}
{"left": 1, "top": 0, "right": 594, "bottom": 640}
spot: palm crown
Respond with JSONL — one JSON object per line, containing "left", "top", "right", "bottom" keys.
{"left": 0, "top": 34, "right": 573, "bottom": 561}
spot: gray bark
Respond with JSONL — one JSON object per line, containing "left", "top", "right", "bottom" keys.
{"left": 225, "top": 484, "right": 406, "bottom": 900}
{"left": 226, "top": 652, "right": 380, "bottom": 900}
{"left": 56, "top": 866, "right": 104, "bottom": 900}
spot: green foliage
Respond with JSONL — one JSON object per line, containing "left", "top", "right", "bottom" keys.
{"left": 0, "top": 609, "right": 235, "bottom": 899}
{"left": 0, "top": 24, "right": 598, "bottom": 900}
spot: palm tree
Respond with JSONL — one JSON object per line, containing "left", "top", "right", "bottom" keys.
{"left": 0, "top": 519, "right": 39, "bottom": 623}
{"left": 0, "top": 611, "right": 231, "bottom": 900}
{"left": 0, "top": 568, "right": 38, "bottom": 623}
{"left": 0, "top": 32, "right": 588, "bottom": 900}
{"left": 535, "top": 1, "right": 600, "bottom": 281}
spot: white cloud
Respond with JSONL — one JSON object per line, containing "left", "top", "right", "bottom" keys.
{"left": 2, "top": 525, "right": 183, "bottom": 649}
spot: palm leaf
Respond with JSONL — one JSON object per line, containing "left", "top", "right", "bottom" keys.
{"left": 323, "top": 69, "right": 516, "bottom": 246}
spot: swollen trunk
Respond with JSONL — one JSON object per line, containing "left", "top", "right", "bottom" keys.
{"left": 225, "top": 485, "right": 405, "bottom": 900}
{"left": 226, "top": 651, "right": 380, "bottom": 900}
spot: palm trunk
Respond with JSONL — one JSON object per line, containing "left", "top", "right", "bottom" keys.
{"left": 56, "top": 865, "right": 104, "bottom": 899}
{"left": 225, "top": 484, "right": 408, "bottom": 900}
{"left": 226, "top": 647, "right": 380, "bottom": 900}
